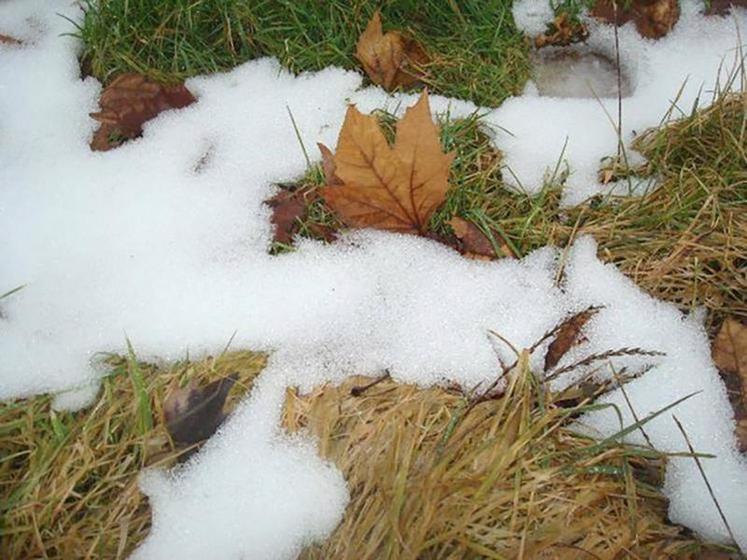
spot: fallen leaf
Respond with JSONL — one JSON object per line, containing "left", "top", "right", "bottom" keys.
{"left": 90, "top": 73, "right": 196, "bottom": 151}
{"left": 535, "top": 13, "right": 589, "bottom": 48}
{"left": 704, "top": 0, "right": 747, "bottom": 16}
{"left": 0, "top": 34, "right": 22, "bottom": 46}
{"left": 355, "top": 10, "right": 429, "bottom": 91}
{"left": 163, "top": 373, "right": 237, "bottom": 448}
{"left": 318, "top": 142, "right": 343, "bottom": 186}
{"left": 591, "top": 0, "right": 679, "bottom": 39}
{"left": 713, "top": 319, "right": 747, "bottom": 382}
{"left": 321, "top": 90, "right": 454, "bottom": 235}
{"left": 448, "top": 216, "right": 515, "bottom": 259}
{"left": 544, "top": 307, "right": 600, "bottom": 372}
{"left": 267, "top": 189, "right": 308, "bottom": 245}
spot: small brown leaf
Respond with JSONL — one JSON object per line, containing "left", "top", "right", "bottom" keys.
{"left": 0, "top": 34, "right": 22, "bottom": 46}
{"left": 448, "top": 217, "right": 515, "bottom": 259}
{"left": 90, "top": 73, "right": 196, "bottom": 151}
{"left": 267, "top": 189, "right": 307, "bottom": 245}
{"left": 544, "top": 308, "right": 600, "bottom": 371}
{"left": 164, "top": 373, "right": 238, "bottom": 448}
{"left": 321, "top": 90, "right": 454, "bottom": 235}
{"left": 713, "top": 319, "right": 747, "bottom": 382}
{"left": 355, "top": 10, "right": 429, "bottom": 91}
{"left": 591, "top": 0, "right": 679, "bottom": 39}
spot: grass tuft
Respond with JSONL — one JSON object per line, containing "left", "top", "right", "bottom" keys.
{"left": 75, "top": 0, "right": 531, "bottom": 107}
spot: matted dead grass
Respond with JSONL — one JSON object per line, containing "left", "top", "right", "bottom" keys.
{"left": 285, "top": 358, "right": 728, "bottom": 559}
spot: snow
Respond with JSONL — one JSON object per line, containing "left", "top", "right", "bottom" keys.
{"left": 504, "top": 0, "right": 746, "bottom": 204}
{"left": 1, "top": 0, "right": 746, "bottom": 556}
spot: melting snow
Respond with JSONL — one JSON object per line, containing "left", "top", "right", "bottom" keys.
{"left": 1, "top": 0, "right": 746, "bottom": 556}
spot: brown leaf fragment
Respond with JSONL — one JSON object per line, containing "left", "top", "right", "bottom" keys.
{"left": 712, "top": 319, "right": 747, "bottom": 451}
{"left": 164, "top": 373, "right": 238, "bottom": 448}
{"left": 448, "top": 217, "right": 515, "bottom": 260}
{"left": 0, "top": 34, "right": 22, "bottom": 46}
{"left": 321, "top": 90, "right": 454, "bottom": 235}
{"left": 535, "top": 13, "right": 589, "bottom": 48}
{"left": 591, "top": 0, "right": 679, "bottom": 39}
{"left": 90, "top": 73, "right": 196, "bottom": 151}
{"left": 704, "top": 0, "right": 747, "bottom": 16}
{"left": 267, "top": 189, "right": 307, "bottom": 245}
{"left": 544, "top": 308, "right": 600, "bottom": 372}
{"left": 355, "top": 10, "right": 429, "bottom": 91}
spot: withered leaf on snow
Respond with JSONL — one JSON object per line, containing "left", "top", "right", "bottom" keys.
{"left": 712, "top": 319, "right": 747, "bottom": 451}
{"left": 355, "top": 10, "right": 429, "bottom": 91}
{"left": 163, "top": 373, "right": 238, "bottom": 448}
{"left": 0, "top": 34, "right": 22, "bottom": 46}
{"left": 90, "top": 73, "right": 196, "bottom": 151}
{"left": 320, "top": 90, "right": 454, "bottom": 235}
{"left": 267, "top": 189, "right": 309, "bottom": 245}
{"left": 544, "top": 307, "right": 600, "bottom": 372}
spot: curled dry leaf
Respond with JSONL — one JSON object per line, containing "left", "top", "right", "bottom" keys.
{"left": 591, "top": 0, "right": 679, "bottom": 39}
{"left": 90, "top": 73, "right": 196, "bottom": 151}
{"left": 712, "top": 319, "right": 747, "bottom": 452}
{"left": 355, "top": 10, "right": 429, "bottom": 91}
{"left": 320, "top": 90, "right": 454, "bottom": 235}
{"left": 163, "top": 373, "right": 238, "bottom": 449}
{"left": 448, "top": 217, "right": 515, "bottom": 260}
{"left": 544, "top": 307, "right": 601, "bottom": 372}
{"left": 534, "top": 13, "right": 589, "bottom": 48}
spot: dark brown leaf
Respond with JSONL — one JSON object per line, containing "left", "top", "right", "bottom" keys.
{"left": 267, "top": 189, "right": 307, "bottom": 245}
{"left": 591, "top": 0, "right": 679, "bottom": 39}
{"left": 448, "top": 217, "right": 515, "bottom": 260}
{"left": 90, "top": 73, "right": 196, "bottom": 151}
{"left": 544, "top": 308, "right": 600, "bottom": 372}
{"left": 704, "top": 0, "right": 747, "bottom": 16}
{"left": 164, "top": 373, "right": 237, "bottom": 448}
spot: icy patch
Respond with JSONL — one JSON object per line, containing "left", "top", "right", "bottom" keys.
{"left": 1, "top": 0, "right": 746, "bottom": 556}
{"left": 495, "top": 0, "right": 746, "bottom": 204}
{"left": 531, "top": 46, "right": 633, "bottom": 98}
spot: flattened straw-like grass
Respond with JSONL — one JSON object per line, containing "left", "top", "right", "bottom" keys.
{"left": 285, "top": 357, "right": 728, "bottom": 559}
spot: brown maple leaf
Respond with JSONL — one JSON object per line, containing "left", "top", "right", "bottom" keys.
{"left": 355, "top": 10, "right": 429, "bottom": 91}
{"left": 90, "top": 73, "right": 196, "bottom": 151}
{"left": 320, "top": 90, "right": 454, "bottom": 235}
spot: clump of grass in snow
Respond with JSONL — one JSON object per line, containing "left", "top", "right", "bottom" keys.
{"left": 284, "top": 357, "right": 726, "bottom": 559}
{"left": 290, "top": 88, "right": 746, "bottom": 331}
{"left": 0, "top": 350, "right": 266, "bottom": 559}
{"left": 74, "top": 0, "right": 531, "bottom": 107}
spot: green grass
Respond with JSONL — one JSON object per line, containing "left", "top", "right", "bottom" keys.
{"left": 75, "top": 0, "right": 531, "bottom": 107}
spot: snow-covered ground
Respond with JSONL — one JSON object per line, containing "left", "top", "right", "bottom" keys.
{"left": 1, "top": 0, "right": 746, "bottom": 556}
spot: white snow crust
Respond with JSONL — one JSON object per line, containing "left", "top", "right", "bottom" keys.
{"left": 1, "top": 0, "right": 746, "bottom": 556}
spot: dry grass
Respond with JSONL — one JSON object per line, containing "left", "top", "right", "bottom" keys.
{"left": 0, "top": 350, "right": 266, "bottom": 559}
{"left": 284, "top": 355, "right": 731, "bottom": 560}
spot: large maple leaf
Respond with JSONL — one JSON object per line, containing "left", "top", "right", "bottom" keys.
{"left": 320, "top": 91, "right": 454, "bottom": 235}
